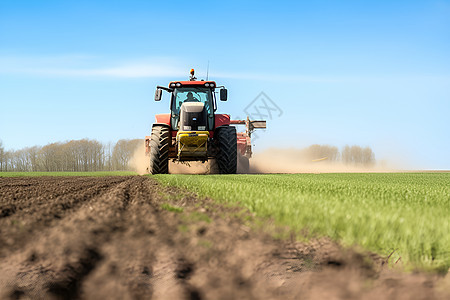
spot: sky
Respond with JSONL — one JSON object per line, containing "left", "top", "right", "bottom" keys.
{"left": 0, "top": 0, "right": 449, "bottom": 169}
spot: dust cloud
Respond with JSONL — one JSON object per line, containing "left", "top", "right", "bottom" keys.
{"left": 128, "top": 141, "right": 149, "bottom": 175}
{"left": 249, "top": 148, "right": 396, "bottom": 174}
{"left": 128, "top": 141, "right": 212, "bottom": 174}
{"left": 169, "top": 161, "right": 211, "bottom": 174}
{"left": 129, "top": 142, "right": 397, "bottom": 175}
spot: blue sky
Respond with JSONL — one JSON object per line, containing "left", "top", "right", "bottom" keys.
{"left": 0, "top": 0, "right": 449, "bottom": 169}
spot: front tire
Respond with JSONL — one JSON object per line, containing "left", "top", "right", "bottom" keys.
{"left": 215, "top": 126, "right": 237, "bottom": 174}
{"left": 149, "top": 126, "right": 170, "bottom": 174}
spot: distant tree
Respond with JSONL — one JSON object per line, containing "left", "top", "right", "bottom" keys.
{"left": 12, "top": 149, "right": 33, "bottom": 171}
{"left": 58, "top": 139, "right": 105, "bottom": 172}
{"left": 361, "top": 147, "right": 375, "bottom": 165}
{"left": 3, "top": 151, "right": 11, "bottom": 172}
{"left": 112, "top": 139, "right": 141, "bottom": 170}
{"left": 342, "top": 145, "right": 352, "bottom": 164}
{"left": 0, "top": 140, "right": 4, "bottom": 171}
{"left": 40, "top": 143, "right": 58, "bottom": 171}
{"left": 304, "top": 144, "right": 339, "bottom": 161}
{"left": 26, "top": 146, "right": 41, "bottom": 171}
{"left": 104, "top": 142, "right": 113, "bottom": 171}
{"left": 342, "top": 145, "right": 375, "bottom": 166}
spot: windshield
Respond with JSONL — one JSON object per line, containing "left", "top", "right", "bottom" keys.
{"left": 171, "top": 87, "right": 214, "bottom": 130}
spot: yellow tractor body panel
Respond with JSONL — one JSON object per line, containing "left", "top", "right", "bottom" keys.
{"left": 176, "top": 131, "right": 209, "bottom": 160}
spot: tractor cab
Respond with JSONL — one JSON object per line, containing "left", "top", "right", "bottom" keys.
{"left": 169, "top": 82, "right": 216, "bottom": 131}
{"left": 154, "top": 70, "right": 228, "bottom": 132}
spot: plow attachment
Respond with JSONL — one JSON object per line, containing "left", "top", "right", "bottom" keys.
{"left": 231, "top": 117, "right": 266, "bottom": 158}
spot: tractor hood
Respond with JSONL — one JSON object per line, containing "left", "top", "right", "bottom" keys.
{"left": 179, "top": 102, "right": 207, "bottom": 131}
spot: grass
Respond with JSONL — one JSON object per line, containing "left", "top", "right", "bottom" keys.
{"left": 183, "top": 211, "right": 211, "bottom": 223}
{"left": 0, "top": 171, "right": 137, "bottom": 177}
{"left": 153, "top": 173, "right": 450, "bottom": 272}
{"left": 161, "top": 203, "right": 184, "bottom": 213}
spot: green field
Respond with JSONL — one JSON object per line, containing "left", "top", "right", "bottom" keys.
{"left": 154, "top": 173, "right": 450, "bottom": 272}
{"left": 0, "top": 171, "right": 137, "bottom": 177}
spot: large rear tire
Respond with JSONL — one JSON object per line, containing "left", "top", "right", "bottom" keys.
{"left": 149, "top": 126, "right": 170, "bottom": 174}
{"left": 215, "top": 126, "right": 237, "bottom": 174}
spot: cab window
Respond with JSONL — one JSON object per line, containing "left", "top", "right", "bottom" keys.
{"left": 171, "top": 87, "right": 214, "bottom": 130}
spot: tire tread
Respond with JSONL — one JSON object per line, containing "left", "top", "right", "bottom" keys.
{"left": 149, "top": 126, "right": 170, "bottom": 174}
{"left": 215, "top": 126, "right": 237, "bottom": 174}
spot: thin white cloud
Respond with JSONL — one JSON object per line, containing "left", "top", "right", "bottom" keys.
{"left": 0, "top": 55, "right": 449, "bottom": 84}
{"left": 212, "top": 71, "right": 357, "bottom": 83}
{"left": 213, "top": 71, "right": 450, "bottom": 83}
{"left": 84, "top": 64, "right": 186, "bottom": 78}
{"left": 11, "top": 64, "right": 187, "bottom": 78}
{"left": 0, "top": 55, "right": 358, "bottom": 81}
{"left": 0, "top": 55, "right": 186, "bottom": 78}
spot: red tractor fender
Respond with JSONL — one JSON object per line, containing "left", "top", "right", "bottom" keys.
{"left": 214, "top": 114, "right": 230, "bottom": 127}
{"left": 146, "top": 114, "right": 171, "bottom": 154}
{"left": 211, "top": 114, "right": 231, "bottom": 138}
{"left": 154, "top": 113, "right": 171, "bottom": 126}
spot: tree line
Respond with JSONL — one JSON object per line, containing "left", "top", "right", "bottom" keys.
{"left": 302, "top": 144, "right": 375, "bottom": 165}
{"left": 0, "top": 139, "right": 142, "bottom": 172}
{"left": 0, "top": 139, "right": 376, "bottom": 172}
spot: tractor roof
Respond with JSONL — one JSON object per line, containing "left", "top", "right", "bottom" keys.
{"left": 168, "top": 81, "right": 217, "bottom": 88}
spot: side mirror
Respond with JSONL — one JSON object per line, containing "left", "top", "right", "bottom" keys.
{"left": 154, "top": 88, "right": 162, "bottom": 101}
{"left": 220, "top": 88, "right": 228, "bottom": 101}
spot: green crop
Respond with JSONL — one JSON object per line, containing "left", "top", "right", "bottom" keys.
{"left": 154, "top": 173, "right": 450, "bottom": 272}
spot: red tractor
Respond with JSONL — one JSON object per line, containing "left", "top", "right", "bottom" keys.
{"left": 145, "top": 69, "right": 266, "bottom": 174}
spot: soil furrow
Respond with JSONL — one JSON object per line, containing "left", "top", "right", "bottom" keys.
{"left": 0, "top": 178, "right": 135, "bottom": 299}
{"left": 0, "top": 177, "right": 126, "bottom": 219}
{"left": 0, "top": 177, "right": 130, "bottom": 257}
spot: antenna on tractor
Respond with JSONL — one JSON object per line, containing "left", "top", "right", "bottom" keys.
{"left": 206, "top": 61, "right": 210, "bottom": 80}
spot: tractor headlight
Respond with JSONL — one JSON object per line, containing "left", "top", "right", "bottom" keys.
{"left": 176, "top": 82, "right": 181, "bottom": 87}
{"left": 170, "top": 83, "right": 176, "bottom": 88}
{"left": 209, "top": 83, "right": 215, "bottom": 88}
{"left": 205, "top": 83, "right": 210, "bottom": 87}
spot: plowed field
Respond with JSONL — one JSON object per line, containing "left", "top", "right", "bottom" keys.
{"left": 0, "top": 176, "right": 448, "bottom": 299}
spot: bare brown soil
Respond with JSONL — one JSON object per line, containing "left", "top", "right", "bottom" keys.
{"left": 0, "top": 176, "right": 448, "bottom": 299}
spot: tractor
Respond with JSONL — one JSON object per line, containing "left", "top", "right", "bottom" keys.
{"left": 145, "top": 69, "right": 266, "bottom": 174}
